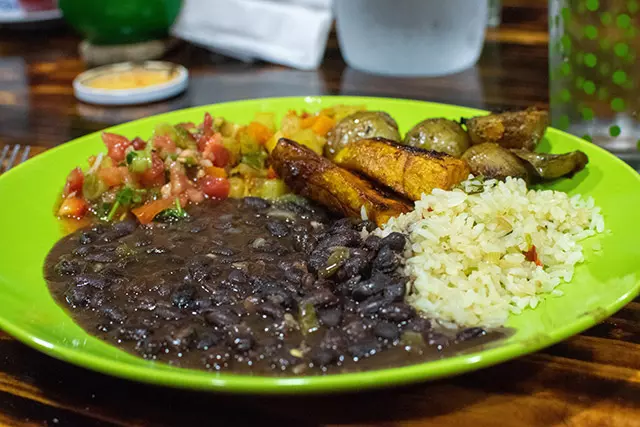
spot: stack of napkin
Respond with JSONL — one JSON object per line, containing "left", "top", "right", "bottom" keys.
{"left": 172, "top": 0, "right": 334, "bottom": 70}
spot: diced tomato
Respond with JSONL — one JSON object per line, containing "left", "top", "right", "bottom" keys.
{"left": 247, "top": 122, "right": 273, "bottom": 145}
{"left": 266, "top": 166, "right": 278, "bottom": 179}
{"left": 199, "top": 176, "right": 230, "bottom": 200}
{"left": 311, "top": 115, "right": 336, "bottom": 136}
{"left": 98, "top": 166, "right": 126, "bottom": 187}
{"left": 210, "top": 143, "right": 230, "bottom": 167}
{"left": 132, "top": 197, "right": 177, "bottom": 225}
{"left": 203, "top": 112, "right": 213, "bottom": 132}
{"left": 63, "top": 167, "right": 84, "bottom": 197}
{"left": 131, "top": 137, "right": 146, "bottom": 150}
{"left": 138, "top": 153, "right": 166, "bottom": 188}
{"left": 200, "top": 133, "right": 230, "bottom": 167}
{"left": 524, "top": 245, "right": 543, "bottom": 267}
{"left": 205, "top": 166, "right": 227, "bottom": 178}
{"left": 299, "top": 110, "right": 310, "bottom": 119}
{"left": 102, "top": 132, "right": 131, "bottom": 163}
{"left": 152, "top": 134, "right": 177, "bottom": 155}
{"left": 58, "top": 197, "right": 88, "bottom": 218}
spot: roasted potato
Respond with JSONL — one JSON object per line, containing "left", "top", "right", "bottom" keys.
{"left": 404, "top": 118, "right": 471, "bottom": 157}
{"left": 325, "top": 111, "right": 401, "bottom": 159}
{"left": 461, "top": 143, "right": 530, "bottom": 182}
{"left": 463, "top": 108, "right": 549, "bottom": 151}
{"left": 270, "top": 138, "right": 411, "bottom": 226}
{"left": 334, "top": 138, "right": 470, "bottom": 201}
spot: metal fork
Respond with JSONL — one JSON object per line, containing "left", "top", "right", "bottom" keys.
{"left": 0, "top": 144, "right": 31, "bottom": 174}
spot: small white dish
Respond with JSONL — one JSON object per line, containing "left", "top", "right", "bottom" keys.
{"left": 73, "top": 61, "right": 188, "bottom": 106}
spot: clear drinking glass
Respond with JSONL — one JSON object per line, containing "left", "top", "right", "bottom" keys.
{"left": 335, "top": 0, "right": 488, "bottom": 77}
{"left": 549, "top": 0, "right": 640, "bottom": 161}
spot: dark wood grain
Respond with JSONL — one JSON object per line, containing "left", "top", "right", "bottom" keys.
{"left": 1, "top": 1, "right": 640, "bottom": 426}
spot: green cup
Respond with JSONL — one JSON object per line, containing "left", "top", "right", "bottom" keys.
{"left": 59, "top": 0, "right": 182, "bottom": 45}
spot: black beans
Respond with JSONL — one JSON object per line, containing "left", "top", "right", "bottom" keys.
{"left": 384, "top": 279, "right": 407, "bottom": 302}
{"left": 196, "top": 331, "right": 221, "bottom": 350}
{"left": 54, "top": 258, "right": 83, "bottom": 276}
{"left": 352, "top": 274, "right": 387, "bottom": 301}
{"left": 300, "top": 288, "right": 338, "bottom": 307}
{"left": 74, "top": 274, "right": 109, "bottom": 289}
{"left": 364, "top": 235, "right": 381, "bottom": 252}
{"left": 204, "top": 307, "right": 240, "bottom": 328}
{"left": 380, "top": 232, "right": 407, "bottom": 252}
{"left": 84, "top": 252, "right": 118, "bottom": 263}
{"left": 244, "top": 197, "right": 270, "bottom": 210}
{"left": 118, "top": 326, "right": 150, "bottom": 341}
{"left": 456, "top": 327, "right": 486, "bottom": 342}
{"left": 64, "top": 286, "right": 94, "bottom": 307}
{"left": 379, "top": 303, "right": 415, "bottom": 322}
{"left": 79, "top": 231, "right": 96, "bottom": 245}
{"left": 348, "top": 339, "right": 379, "bottom": 359}
{"left": 102, "top": 305, "right": 127, "bottom": 323}
{"left": 45, "top": 198, "right": 502, "bottom": 376}
{"left": 357, "top": 296, "right": 386, "bottom": 316}
{"left": 372, "top": 246, "right": 400, "bottom": 273}
{"left": 310, "top": 348, "right": 337, "bottom": 366}
{"left": 256, "top": 302, "right": 285, "bottom": 319}
{"left": 227, "top": 325, "right": 254, "bottom": 351}
{"left": 318, "top": 307, "right": 342, "bottom": 327}
{"left": 425, "top": 332, "right": 449, "bottom": 349}
{"left": 209, "top": 247, "right": 235, "bottom": 257}
{"left": 374, "top": 322, "right": 400, "bottom": 340}
{"left": 266, "top": 220, "right": 289, "bottom": 238}
{"left": 171, "top": 285, "right": 196, "bottom": 309}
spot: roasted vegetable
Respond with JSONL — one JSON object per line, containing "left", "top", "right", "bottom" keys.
{"left": 325, "top": 111, "right": 401, "bottom": 159}
{"left": 463, "top": 108, "right": 549, "bottom": 151}
{"left": 461, "top": 143, "right": 530, "bottom": 181}
{"left": 511, "top": 149, "right": 588, "bottom": 180}
{"left": 270, "top": 138, "right": 411, "bottom": 226}
{"left": 404, "top": 118, "right": 470, "bottom": 157}
{"left": 334, "top": 138, "right": 470, "bottom": 201}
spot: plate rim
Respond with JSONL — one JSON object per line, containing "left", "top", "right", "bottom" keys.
{"left": 1, "top": 95, "right": 639, "bottom": 394}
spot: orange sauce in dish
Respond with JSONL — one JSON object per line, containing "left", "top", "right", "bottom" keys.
{"left": 85, "top": 69, "right": 175, "bottom": 90}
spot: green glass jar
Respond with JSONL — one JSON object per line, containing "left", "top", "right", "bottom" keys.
{"left": 59, "top": 0, "right": 182, "bottom": 45}
{"left": 549, "top": 0, "right": 640, "bottom": 157}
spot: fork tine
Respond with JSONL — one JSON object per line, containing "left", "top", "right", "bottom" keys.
{"left": 0, "top": 145, "right": 9, "bottom": 170}
{"left": 5, "top": 145, "right": 21, "bottom": 172}
{"left": 19, "top": 145, "right": 31, "bottom": 165}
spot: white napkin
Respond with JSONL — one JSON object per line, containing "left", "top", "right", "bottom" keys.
{"left": 172, "top": 0, "right": 334, "bottom": 70}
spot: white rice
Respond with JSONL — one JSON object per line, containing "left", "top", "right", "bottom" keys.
{"left": 376, "top": 175, "right": 605, "bottom": 328}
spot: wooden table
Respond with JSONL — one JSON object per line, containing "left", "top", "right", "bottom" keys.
{"left": 1, "top": 3, "right": 639, "bottom": 427}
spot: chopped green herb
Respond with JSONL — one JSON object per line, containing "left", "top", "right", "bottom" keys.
{"left": 125, "top": 151, "right": 138, "bottom": 165}
{"left": 155, "top": 198, "right": 189, "bottom": 222}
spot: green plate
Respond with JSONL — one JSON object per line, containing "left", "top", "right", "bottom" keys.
{"left": 0, "top": 97, "right": 638, "bottom": 394}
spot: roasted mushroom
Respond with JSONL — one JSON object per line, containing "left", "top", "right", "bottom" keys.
{"left": 325, "top": 111, "right": 401, "bottom": 159}
{"left": 511, "top": 150, "right": 588, "bottom": 180}
{"left": 463, "top": 108, "right": 549, "bottom": 151}
{"left": 461, "top": 143, "right": 530, "bottom": 182}
{"left": 404, "top": 118, "right": 471, "bottom": 157}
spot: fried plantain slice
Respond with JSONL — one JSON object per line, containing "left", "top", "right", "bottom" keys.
{"left": 334, "top": 138, "right": 470, "bottom": 201}
{"left": 270, "top": 138, "right": 411, "bottom": 226}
